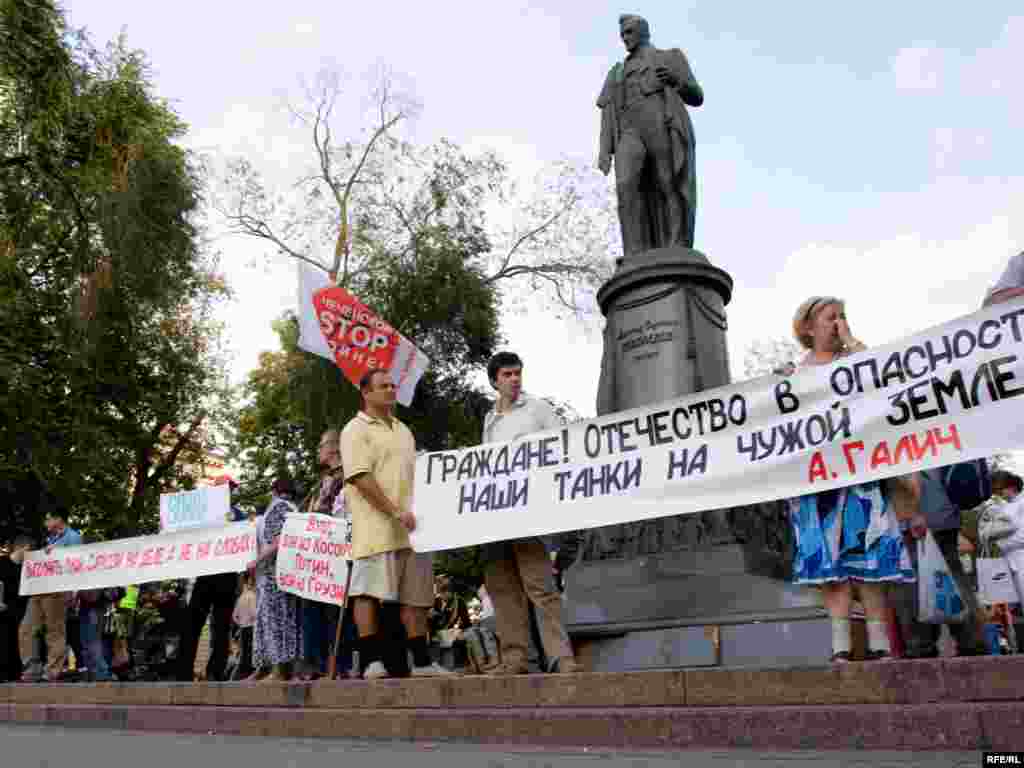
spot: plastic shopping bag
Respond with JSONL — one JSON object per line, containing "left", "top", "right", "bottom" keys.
{"left": 916, "top": 531, "right": 967, "bottom": 624}
{"left": 977, "top": 538, "right": 1021, "bottom": 606}
{"left": 977, "top": 556, "right": 1018, "bottom": 605}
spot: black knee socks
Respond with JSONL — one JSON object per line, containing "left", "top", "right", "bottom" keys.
{"left": 357, "top": 633, "right": 382, "bottom": 673}
{"left": 408, "top": 635, "right": 430, "bottom": 668}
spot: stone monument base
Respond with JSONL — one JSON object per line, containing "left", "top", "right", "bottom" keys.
{"left": 596, "top": 247, "right": 732, "bottom": 412}
{"left": 564, "top": 547, "right": 834, "bottom": 671}
{"left": 562, "top": 502, "right": 835, "bottom": 671}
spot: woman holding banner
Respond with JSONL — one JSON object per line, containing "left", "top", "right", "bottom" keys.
{"left": 785, "top": 297, "right": 919, "bottom": 663}
{"left": 251, "top": 477, "right": 302, "bottom": 682}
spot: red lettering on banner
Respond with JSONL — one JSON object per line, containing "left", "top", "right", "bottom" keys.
{"left": 197, "top": 542, "right": 211, "bottom": 560}
{"left": 892, "top": 435, "right": 917, "bottom": 465}
{"left": 913, "top": 430, "right": 938, "bottom": 460}
{"left": 935, "top": 424, "right": 962, "bottom": 451}
{"left": 26, "top": 560, "right": 63, "bottom": 579}
{"left": 808, "top": 452, "right": 829, "bottom": 483}
{"left": 214, "top": 535, "right": 249, "bottom": 557}
{"left": 180, "top": 543, "right": 193, "bottom": 561}
{"left": 811, "top": 424, "right": 966, "bottom": 483}
{"left": 870, "top": 441, "right": 893, "bottom": 469}
{"left": 307, "top": 576, "right": 347, "bottom": 602}
{"left": 842, "top": 441, "right": 865, "bottom": 474}
{"left": 279, "top": 572, "right": 305, "bottom": 591}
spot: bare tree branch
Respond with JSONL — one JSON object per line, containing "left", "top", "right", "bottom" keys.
{"left": 149, "top": 411, "right": 207, "bottom": 486}
{"left": 214, "top": 67, "right": 611, "bottom": 315}
{"left": 486, "top": 193, "right": 577, "bottom": 283}
{"left": 304, "top": 73, "right": 408, "bottom": 285}
{"left": 220, "top": 202, "right": 329, "bottom": 272}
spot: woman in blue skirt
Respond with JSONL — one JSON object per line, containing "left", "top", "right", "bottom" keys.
{"left": 785, "top": 296, "right": 918, "bottom": 662}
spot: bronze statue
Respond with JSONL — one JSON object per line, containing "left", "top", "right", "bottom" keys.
{"left": 598, "top": 15, "right": 703, "bottom": 256}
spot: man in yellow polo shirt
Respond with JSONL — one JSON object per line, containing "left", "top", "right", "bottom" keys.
{"left": 340, "top": 369, "right": 452, "bottom": 679}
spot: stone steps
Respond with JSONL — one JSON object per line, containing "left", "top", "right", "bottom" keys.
{"left": 2, "top": 657, "right": 1022, "bottom": 750}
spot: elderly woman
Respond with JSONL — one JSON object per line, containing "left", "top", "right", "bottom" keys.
{"left": 786, "top": 296, "right": 919, "bottom": 662}
{"left": 251, "top": 476, "right": 303, "bottom": 682}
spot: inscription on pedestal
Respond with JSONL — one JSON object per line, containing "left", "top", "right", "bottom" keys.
{"left": 619, "top": 319, "right": 679, "bottom": 362}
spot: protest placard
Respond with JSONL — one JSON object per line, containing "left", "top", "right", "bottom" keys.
{"left": 411, "top": 300, "right": 1024, "bottom": 552}
{"left": 276, "top": 512, "right": 352, "bottom": 607}
{"left": 297, "top": 263, "right": 429, "bottom": 406}
{"left": 159, "top": 484, "right": 231, "bottom": 533}
{"left": 20, "top": 521, "right": 256, "bottom": 596}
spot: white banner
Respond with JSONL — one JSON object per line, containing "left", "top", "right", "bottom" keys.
{"left": 159, "top": 484, "right": 231, "bottom": 533}
{"left": 276, "top": 513, "right": 352, "bottom": 607}
{"left": 19, "top": 522, "right": 256, "bottom": 596}
{"left": 411, "top": 300, "right": 1024, "bottom": 553}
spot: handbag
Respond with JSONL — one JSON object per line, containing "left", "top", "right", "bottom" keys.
{"left": 977, "top": 538, "right": 1021, "bottom": 605}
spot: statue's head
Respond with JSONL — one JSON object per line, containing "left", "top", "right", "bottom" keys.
{"left": 619, "top": 14, "right": 650, "bottom": 52}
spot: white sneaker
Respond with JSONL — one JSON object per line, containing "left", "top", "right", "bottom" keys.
{"left": 362, "top": 661, "right": 389, "bottom": 680}
{"left": 411, "top": 661, "right": 456, "bottom": 677}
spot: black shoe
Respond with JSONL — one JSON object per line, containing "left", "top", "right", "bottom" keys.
{"left": 864, "top": 650, "right": 895, "bottom": 662}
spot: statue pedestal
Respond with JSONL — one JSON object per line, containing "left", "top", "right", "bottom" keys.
{"left": 596, "top": 247, "right": 732, "bottom": 412}
{"left": 563, "top": 503, "right": 831, "bottom": 670}
{"left": 566, "top": 247, "right": 829, "bottom": 670}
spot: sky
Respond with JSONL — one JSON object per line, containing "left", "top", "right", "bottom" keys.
{"left": 63, "top": 1, "right": 1024, "bottom": 421}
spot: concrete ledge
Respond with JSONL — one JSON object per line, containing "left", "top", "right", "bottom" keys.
{"left": 684, "top": 655, "right": 1024, "bottom": 706}
{"left": 2, "top": 656, "right": 1020, "bottom": 709}
{"left": 2, "top": 701, "right": 1018, "bottom": 751}
{"left": 2, "top": 656, "right": 1021, "bottom": 751}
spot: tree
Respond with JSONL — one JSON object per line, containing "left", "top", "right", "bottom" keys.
{"left": 213, "top": 69, "right": 615, "bottom": 315}
{"left": 0, "top": 1, "right": 228, "bottom": 541}
{"left": 222, "top": 69, "right": 607, "bottom": 591}
{"left": 742, "top": 337, "right": 803, "bottom": 380}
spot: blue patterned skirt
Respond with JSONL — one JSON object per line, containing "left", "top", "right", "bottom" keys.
{"left": 786, "top": 482, "right": 914, "bottom": 585}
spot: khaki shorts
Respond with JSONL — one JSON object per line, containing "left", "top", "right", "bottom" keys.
{"left": 350, "top": 548, "right": 433, "bottom": 607}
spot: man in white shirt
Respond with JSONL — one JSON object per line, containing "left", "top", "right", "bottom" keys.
{"left": 480, "top": 352, "right": 579, "bottom": 675}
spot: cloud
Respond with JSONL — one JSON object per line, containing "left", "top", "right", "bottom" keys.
{"left": 728, "top": 175, "right": 1024, "bottom": 379}
{"left": 890, "top": 45, "right": 945, "bottom": 91}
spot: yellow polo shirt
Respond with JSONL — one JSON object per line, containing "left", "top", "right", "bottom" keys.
{"left": 340, "top": 411, "right": 416, "bottom": 559}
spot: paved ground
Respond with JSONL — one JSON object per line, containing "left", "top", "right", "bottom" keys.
{"left": 2, "top": 724, "right": 981, "bottom": 767}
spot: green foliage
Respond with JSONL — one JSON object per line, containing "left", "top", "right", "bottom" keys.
{"left": 0, "top": 1, "right": 227, "bottom": 543}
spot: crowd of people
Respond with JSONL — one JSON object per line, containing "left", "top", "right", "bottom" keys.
{"left": 2, "top": 250, "right": 1024, "bottom": 682}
